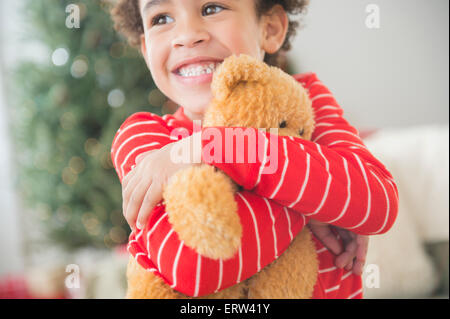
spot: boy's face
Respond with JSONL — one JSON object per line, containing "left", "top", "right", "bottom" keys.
{"left": 139, "top": 0, "right": 287, "bottom": 120}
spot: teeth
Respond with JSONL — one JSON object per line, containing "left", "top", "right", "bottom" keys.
{"left": 178, "top": 62, "right": 221, "bottom": 77}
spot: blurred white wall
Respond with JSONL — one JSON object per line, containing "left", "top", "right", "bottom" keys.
{"left": 288, "top": 0, "right": 449, "bottom": 129}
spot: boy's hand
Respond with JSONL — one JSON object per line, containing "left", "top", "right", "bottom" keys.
{"left": 122, "top": 133, "right": 202, "bottom": 231}
{"left": 308, "top": 219, "right": 369, "bottom": 276}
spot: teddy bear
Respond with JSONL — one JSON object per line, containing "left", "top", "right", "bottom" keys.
{"left": 126, "top": 54, "right": 318, "bottom": 299}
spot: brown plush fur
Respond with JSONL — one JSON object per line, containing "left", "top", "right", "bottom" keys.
{"left": 126, "top": 54, "right": 318, "bottom": 299}
{"left": 165, "top": 165, "right": 242, "bottom": 260}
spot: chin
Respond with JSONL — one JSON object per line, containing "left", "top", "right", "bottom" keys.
{"left": 180, "top": 96, "right": 211, "bottom": 116}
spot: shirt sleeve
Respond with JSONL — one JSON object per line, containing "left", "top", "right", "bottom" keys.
{"left": 110, "top": 112, "right": 178, "bottom": 183}
{"left": 200, "top": 73, "right": 399, "bottom": 235}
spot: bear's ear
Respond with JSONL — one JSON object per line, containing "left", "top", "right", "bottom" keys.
{"left": 211, "top": 54, "right": 271, "bottom": 101}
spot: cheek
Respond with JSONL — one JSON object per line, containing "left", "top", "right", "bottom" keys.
{"left": 146, "top": 38, "right": 168, "bottom": 77}
{"left": 215, "top": 19, "right": 262, "bottom": 57}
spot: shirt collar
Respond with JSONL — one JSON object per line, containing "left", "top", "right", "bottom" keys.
{"left": 172, "top": 106, "right": 194, "bottom": 132}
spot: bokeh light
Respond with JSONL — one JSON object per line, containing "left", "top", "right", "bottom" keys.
{"left": 51, "top": 48, "right": 69, "bottom": 66}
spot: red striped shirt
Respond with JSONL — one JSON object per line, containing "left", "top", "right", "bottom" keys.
{"left": 111, "top": 72, "right": 398, "bottom": 298}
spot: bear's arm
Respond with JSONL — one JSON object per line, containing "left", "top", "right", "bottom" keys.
{"left": 200, "top": 73, "right": 399, "bottom": 236}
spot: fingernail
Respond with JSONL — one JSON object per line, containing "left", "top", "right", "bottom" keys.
{"left": 136, "top": 221, "right": 143, "bottom": 230}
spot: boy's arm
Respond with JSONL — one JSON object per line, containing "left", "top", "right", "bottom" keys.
{"left": 111, "top": 112, "right": 178, "bottom": 182}
{"left": 200, "top": 73, "right": 399, "bottom": 236}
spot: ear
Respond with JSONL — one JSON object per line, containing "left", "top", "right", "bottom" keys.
{"left": 140, "top": 33, "right": 151, "bottom": 69}
{"left": 261, "top": 5, "right": 289, "bottom": 54}
{"left": 211, "top": 54, "right": 271, "bottom": 101}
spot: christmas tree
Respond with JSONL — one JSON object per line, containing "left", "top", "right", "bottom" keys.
{"left": 9, "top": 0, "right": 170, "bottom": 250}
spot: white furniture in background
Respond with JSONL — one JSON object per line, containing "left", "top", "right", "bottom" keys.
{"left": 362, "top": 125, "right": 449, "bottom": 298}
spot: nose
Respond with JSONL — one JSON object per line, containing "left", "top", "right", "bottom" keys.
{"left": 171, "top": 15, "right": 210, "bottom": 48}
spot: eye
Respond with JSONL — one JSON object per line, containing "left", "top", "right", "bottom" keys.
{"left": 279, "top": 121, "right": 287, "bottom": 128}
{"left": 299, "top": 128, "right": 304, "bottom": 136}
{"left": 150, "top": 4, "right": 225, "bottom": 27}
{"left": 203, "top": 4, "right": 225, "bottom": 16}
{"left": 151, "top": 14, "right": 174, "bottom": 26}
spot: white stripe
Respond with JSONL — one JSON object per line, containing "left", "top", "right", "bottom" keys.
{"left": 136, "top": 228, "right": 145, "bottom": 241}
{"left": 347, "top": 154, "right": 372, "bottom": 230}
{"left": 310, "top": 81, "right": 328, "bottom": 89}
{"left": 237, "top": 193, "right": 261, "bottom": 272}
{"left": 127, "top": 241, "right": 135, "bottom": 253}
{"left": 120, "top": 142, "right": 160, "bottom": 177}
{"left": 325, "top": 284, "right": 340, "bottom": 294}
{"left": 306, "top": 144, "right": 332, "bottom": 216}
{"left": 366, "top": 170, "right": 390, "bottom": 235}
{"left": 301, "top": 214, "right": 307, "bottom": 229}
{"left": 157, "top": 228, "right": 174, "bottom": 272}
{"left": 135, "top": 252, "right": 146, "bottom": 259}
{"left": 315, "top": 114, "right": 339, "bottom": 121}
{"left": 328, "top": 140, "right": 366, "bottom": 149}
{"left": 254, "top": 133, "right": 268, "bottom": 188}
{"left": 236, "top": 246, "right": 243, "bottom": 284}
{"left": 386, "top": 178, "right": 398, "bottom": 198}
{"left": 342, "top": 271, "right": 353, "bottom": 280}
{"left": 288, "top": 150, "right": 310, "bottom": 209}
{"left": 170, "top": 241, "right": 184, "bottom": 288}
{"left": 146, "top": 212, "right": 168, "bottom": 258}
{"left": 215, "top": 259, "right": 224, "bottom": 293}
{"left": 316, "top": 105, "right": 340, "bottom": 113}
{"left": 194, "top": 254, "right": 202, "bottom": 297}
{"left": 324, "top": 158, "right": 351, "bottom": 224}
{"left": 133, "top": 252, "right": 157, "bottom": 272}
{"left": 269, "top": 138, "right": 289, "bottom": 199}
{"left": 311, "top": 93, "right": 334, "bottom": 102}
{"left": 263, "top": 198, "right": 278, "bottom": 259}
{"left": 114, "top": 132, "right": 170, "bottom": 177}
{"left": 347, "top": 288, "right": 363, "bottom": 299}
{"left": 319, "top": 266, "right": 337, "bottom": 273}
{"left": 316, "top": 247, "right": 327, "bottom": 254}
{"left": 313, "top": 130, "right": 361, "bottom": 143}
{"left": 315, "top": 123, "right": 334, "bottom": 127}
{"left": 283, "top": 207, "right": 293, "bottom": 241}
{"left": 113, "top": 120, "right": 159, "bottom": 149}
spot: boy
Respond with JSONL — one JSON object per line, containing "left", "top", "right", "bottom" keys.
{"left": 110, "top": 0, "right": 398, "bottom": 298}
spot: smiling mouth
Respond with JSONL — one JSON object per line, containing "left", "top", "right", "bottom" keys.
{"left": 174, "top": 61, "right": 222, "bottom": 77}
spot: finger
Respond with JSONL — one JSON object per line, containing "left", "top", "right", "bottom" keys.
{"left": 122, "top": 167, "right": 137, "bottom": 190}
{"left": 353, "top": 236, "right": 369, "bottom": 276}
{"left": 125, "top": 181, "right": 152, "bottom": 230}
{"left": 309, "top": 224, "right": 343, "bottom": 255}
{"left": 136, "top": 150, "right": 155, "bottom": 164}
{"left": 352, "top": 259, "right": 365, "bottom": 276}
{"left": 122, "top": 170, "right": 147, "bottom": 215}
{"left": 335, "top": 240, "right": 358, "bottom": 268}
{"left": 345, "top": 259, "right": 354, "bottom": 271}
{"left": 335, "top": 227, "right": 353, "bottom": 244}
{"left": 355, "top": 235, "right": 370, "bottom": 263}
{"left": 308, "top": 219, "right": 327, "bottom": 226}
{"left": 136, "top": 183, "right": 163, "bottom": 230}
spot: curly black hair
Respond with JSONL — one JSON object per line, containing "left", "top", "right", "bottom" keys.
{"left": 110, "top": 0, "right": 309, "bottom": 68}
